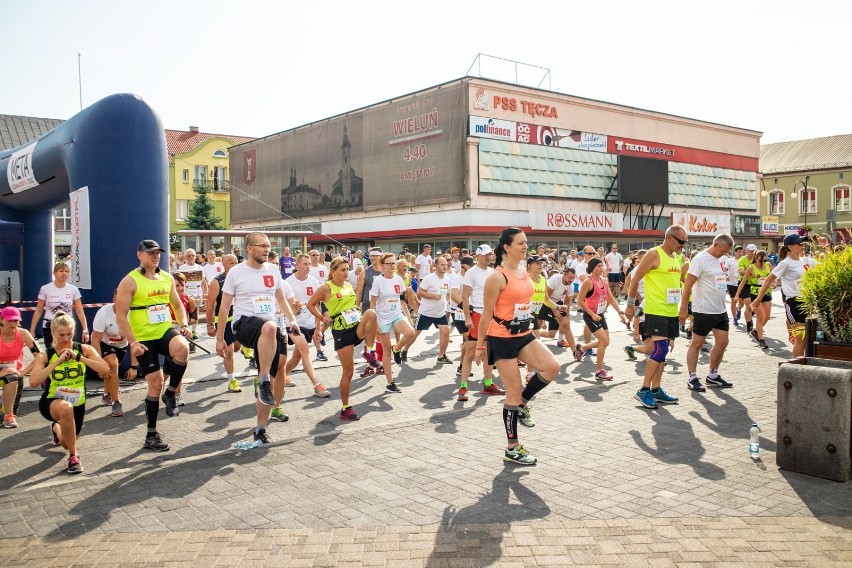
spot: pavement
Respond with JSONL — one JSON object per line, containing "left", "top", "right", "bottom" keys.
{"left": 1, "top": 298, "right": 851, "bottom": 567}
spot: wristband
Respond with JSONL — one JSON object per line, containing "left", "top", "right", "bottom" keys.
{"left": 626, "top": 297, "right": 636, "bottom": 308}
{"left": 475, "top": 346, "right": 486, "bottom": 351}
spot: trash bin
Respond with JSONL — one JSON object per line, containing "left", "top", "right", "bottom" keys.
{"left": 777, "top": 357, "right": 852, "bottom": 482}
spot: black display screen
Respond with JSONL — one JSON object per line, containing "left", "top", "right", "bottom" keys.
{"left": 618, "top": 155, "right": 669, "bottom": 205}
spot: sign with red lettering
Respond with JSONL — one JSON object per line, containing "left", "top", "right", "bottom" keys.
{"left": 671, "top": 211, "right": 731, "bottom": 236}
{"left": 611, "top": 137, "right": 758, "bottom": 171}
{"left": 530, "top": 210, "right": 624, "bottom": 233}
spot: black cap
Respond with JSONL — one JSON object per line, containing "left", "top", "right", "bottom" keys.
{"left": 138, "top": 239, "right": 165, "bottom": 252}
{"left": 526, "top": 255, "right": 542, "bottom": 265}
{"left": 460, "top": 255, "right": 475, "bottom": 267}
{"left": 587, "top": 257, "right": 603, "bottom": 274}
{"left": 783, "top": 234, "right": 808, "bottom": 246}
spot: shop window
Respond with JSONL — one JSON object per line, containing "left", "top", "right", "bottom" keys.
{"left": 834, "top": 185, "right": 851, "bottom": 212}
{"left": 769, "top": 190, "right": 784, "bottom": 215}
{"left": 799, "top": 188, "right": 817, "bottom": 215}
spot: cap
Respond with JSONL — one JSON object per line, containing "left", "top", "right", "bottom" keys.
{"left": 587, "top": 257, "right": 603, "bottom": 274}
{"left": 368, "top": 247, "right": 383, "bottom": 257}
{"left": 475, "top": 244, "right": 493, "bottom": 256}
{"left": 451, "top": 247, "right": 460, "bottom": 252}
{"left": 138, "top": 239, "right": 165, "bottom": 253}
{"left": 459, "top": 255, "right": 475, "bottom": 267}
{"left": 783, "top": 234, "right": 808, "bottom": 246}
{"left": 526, "top": 255, "right": 542, "bottom": 265}
{"left": 746, "top": 244, "right": 759, "bottom": 251}
{"left": 0, "top": 306, "right": 22, "bottom": 321}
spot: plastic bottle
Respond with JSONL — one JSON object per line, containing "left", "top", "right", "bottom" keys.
{"left": 234, "top": 440, "right": 263, "bottom": 450}
{"left": 749, "top": 423, "right": 760, "bottom": 459}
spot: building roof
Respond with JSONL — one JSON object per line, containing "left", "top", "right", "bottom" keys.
{"left": 165, "top": 129, "right": 256, "bottom": 164}
{"left": 0, "top": 114, "right": 64, "bottom": 151}
{"left": 760, "top": 134, "right": 852, "bottom": 175}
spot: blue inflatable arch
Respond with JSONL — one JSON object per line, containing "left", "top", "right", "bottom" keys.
{"left": 0, "top": 94, "right": 169, "bottom": 324}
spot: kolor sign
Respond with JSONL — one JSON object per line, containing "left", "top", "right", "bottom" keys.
{"left": 671, "top": 211, "right": 731, "bottom": 237}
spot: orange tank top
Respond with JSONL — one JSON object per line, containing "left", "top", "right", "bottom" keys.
{"left": 487, "top": 266, "right": 535, "bottom": 338}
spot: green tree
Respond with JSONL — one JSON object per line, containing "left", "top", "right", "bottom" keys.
{"left": 186, "top": 182, "right": 223, "bottom": 230}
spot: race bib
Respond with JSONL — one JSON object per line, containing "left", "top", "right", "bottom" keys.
{"left": 387, "top": 298, "right": 400, "bottom": 313}
{"left": 147, "top": 304, "right": 170, "bottom": 324}
{"left": 252, "top": 295, "right": 275, "bottom": 315}
{"left": 55, "top": 386, "right": 82, "bottom": 406}
{"left": 596, "top": 300, "right": 608, "bottom": 315}
{"left": 666, "top": 288, "right": 682, "bottom": 304}
{"left": 715, "top": 275, "right": 727, "bottom": 292}
{"left": 186, "top": 284, "right": 202, "bottom": 298}
{"left": 454, "top": 311, "right": 466, "bottom": 321}
{"left": 340, "top": 308, "right": 361, "bottom": 326}
{"left": 758, "top": 277, "right": 766, "bottom": 286}
{"left": 531, "top": 301, "right": 542, "bottom": 315}
{"left": 514, "top": 303, "right": 532, "bottom": 321}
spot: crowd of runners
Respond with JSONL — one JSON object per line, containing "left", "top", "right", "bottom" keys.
{"left": 0, "top": 228, "right": 824, "bottom": 471}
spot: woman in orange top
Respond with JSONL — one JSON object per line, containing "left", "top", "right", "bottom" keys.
{"left": 475, "top": 228, "right": 561, "bottom": 466}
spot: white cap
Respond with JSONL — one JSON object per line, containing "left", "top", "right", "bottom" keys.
{"left": 475, "top": 244, "right": 493, "bottom": 256}
{"left": 746, "top": 244, "right": 759, "bottom": 251}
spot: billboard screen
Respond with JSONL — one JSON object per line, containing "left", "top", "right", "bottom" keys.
{"left": 618, "top": 155, "right": 669, "bottom": 205}
{"left": 231, "top": 84, "right": 467, "bottom": 223}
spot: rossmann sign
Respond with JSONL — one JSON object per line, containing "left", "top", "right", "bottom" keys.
{"left": 530, "top": 210, "right": 624, "bottom": 232}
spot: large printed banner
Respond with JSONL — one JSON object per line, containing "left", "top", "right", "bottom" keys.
{"left": 231, "top": 84, "right": 467, "bottom": 223}
{"left": 69, "top": 186, "right": 91, "bottom": 289}
{"left": 530, "top": 210, "right": 623, "bottom": 232}
{"left": 469, "top": 116, "right": 607, "bottom": 152}
{"left": 761, "top": 216, "right": 779, "bottom": 237}
{"left": 671, "top": 211, "right": 731, "bottom": 237}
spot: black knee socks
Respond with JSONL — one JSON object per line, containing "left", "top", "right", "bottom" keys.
{"left": 167, "top": 361, "right": 187, "bottom": 391}
{"left": 145, "top": 396, "right": 158, "bottom": 432}
{"left": 520, "top": 373, "right": 550, "bottom": 406}
{"left": 503, "top": 405, "right": 519, "bottom": 443}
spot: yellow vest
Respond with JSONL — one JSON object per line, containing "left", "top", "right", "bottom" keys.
{"left": 644, "top": 246, "right": 682, "bottom": 317}
{"left": 128, "top": 269, "right": 174, "bottom": 342}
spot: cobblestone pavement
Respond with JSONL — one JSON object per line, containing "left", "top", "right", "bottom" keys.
{"left": 1, "top": 298, "right": 850, "bottom": 566}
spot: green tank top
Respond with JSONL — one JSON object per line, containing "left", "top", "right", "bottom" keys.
{"left": 128, "top": 269, "right": 175, "bottom": 341}
{"left": 325, "top": 280, "right": 360, "bottom": 331}
{"left": 644, "top": 246, "right": 683, "bottom": 317}
{"left": 750, "top": 264, "right": 772, "bottom": 296}
{"left": 44, "top": 343, "right": 87, "bottom": 406}
{"left": 530, "top": 275, "right": 547, "bottom": 313}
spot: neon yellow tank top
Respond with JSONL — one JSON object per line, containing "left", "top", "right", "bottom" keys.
{"left": 325, "top": 280, "right": 359, "bottom": 331}
{"left": 750, "top": 263, "right": 772, "bottom": 295}
{"left": 644, "top": 246, "right": 683, "bottom": 317}
{"left": 128, "top": 270, "right": 174, "bottom": 341}
{"left": 530, "top": 274, "right": 546, "bottom": 314}
{"left": 45, "top": 344, "right": 87, "bottom": 406}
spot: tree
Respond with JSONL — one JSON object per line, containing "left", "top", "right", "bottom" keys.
{"left": 186, "top": 182, "right": 223, "bottom": 230}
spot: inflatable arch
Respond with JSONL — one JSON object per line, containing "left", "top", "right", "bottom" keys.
{"left": 0, "top": 94, "right": 169, "bottom": 325}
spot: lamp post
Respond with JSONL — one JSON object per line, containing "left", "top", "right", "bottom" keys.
{"left": 791, "top": 175, "right": 811, "bottom": 231}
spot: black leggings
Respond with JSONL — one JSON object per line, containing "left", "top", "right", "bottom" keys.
{"left": 39, "top": 397, "right": 85, "bottom": 436}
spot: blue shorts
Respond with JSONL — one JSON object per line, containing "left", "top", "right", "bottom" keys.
{"left": 380, "top": 315, "right": 406, "bottom": 334}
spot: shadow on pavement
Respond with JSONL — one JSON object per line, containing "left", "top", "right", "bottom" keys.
{"left": 425, "top": 469, "right": 550, "bottom": 567}
{"left": 688, "top": 387, "right": 777, "bottom": 452}
{"left": 779, "top": 470, "right": 852, "bottom": 528}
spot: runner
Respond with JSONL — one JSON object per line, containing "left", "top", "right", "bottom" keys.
{"left": 215, "top": 233, "right": 301, "bottom": 444}
{"left": 475, "top": 228, "right": 560, "bottom": 465}
{"left": 460, "top": 245, "right": 502, "bottom": 399}
{"left": 625, "top": 225, "right": 687, "bottom": 409}
{"left": 307, "top": 256, "right": 380, "bottom": 421}
{"left": 536, "top": 266, "right": 578, "bottom": 348}
{"left": 680, "top": 234, "right": 736, "bottom": 391}
{"left": 370, "top": 253, "right": 414, "bottom": 392}
{"left": 205, "top": 254, "right": 242, "bottom": 393}
{"left": 177, "top": 249, "right": 203, "bottom": 341}
{"left": 605, "top": 244, "right": 624, "bottom": 299}
{"left": 115, "top": 239, "right": 193, "bottom": 451}
{"left": 414, "top": 244, "right": 434, "bottom": 281}
{"left": 1, "top": 307, "right": 38, "bottom": 429}
{"left": 90, "top": 291, "right": 132, "bottom": 417}
{"left": 726, "top": 246, "right": 744, "bottom": 321}
{"left": 307, "top": 249, "right": 330, "bottom": 360}
{"left": 410, "top": 256, "right": 453, "bottom": 365}
{"left": 356, "top": 247, "right": 383, "bottom": 313}
{"left": 575, "top": 257, "right": 628, "bottom": 380}
{"left": 735, "top": 249, "right": 774, "bottom": 350}
{"left": 201, "top": 249, "right": 224, "bottom": 297}
{"left": 278, "top": 246, "right": 296, "bottom": 280}
{"left": 29, "top": 262, "right": 89, "bottom": 349}
{"left": 29, "top": 311, "right": 109, "bottom": 473}
{"left": 736, "top": 244, "right": 758, "bottom": 330}
{"left": 450, "top": 255, "right": 474, "bottom": 391}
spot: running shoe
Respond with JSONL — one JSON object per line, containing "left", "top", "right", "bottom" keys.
{"left": 111, "top": 401, "right": 124, "bottom": 417}
{"left": 401, "top": 350, "right": 408, "bottom": 363}
{"left": 746, "top": 321, "right": 753, "bottom": 333}
{"left": 437, "top": 355, "right": 453, "bottom": 364}
{"left": 586, "top": 349, "right": 596, "bottom": 358}
{"left": 339, "top": 406, "right": 360, "bottom": 421}
{"left": 359, "top": 366, "right": 377, "bottom": 378}
{"left": 518, "top": 406, "right": 535, "bottom": 428}
{"left": 161, "top": 390, "right": 179, "bottom": 417}
{"left": 573, "top": 345, "right": 585, "bottom": 362}
{"left": 687, "top": 377, "right": 706, "bottom": 392}
{"left": 66, "top": 454, "right": 83, "bottom": 475}
{"left": 189, "top": 341, "right": 196, "bottom": 354}
{"left": 101, "top": 393, "right": 113, "bottom": 406}
{"left": 706, "top": 375, "right": 733, "bottom": 388}
{"left": 733, "top": 316, "right": 740, "bottom": 327}
{"left": 456, "top": 364, "right": 462, "bottom": 376}
{"left": 480, "top": 384, "right": 506, "bottom": 395}
{"left": 270, "top": 407, "right": 289, "bottom": 422}
{"left": 242, "top": 345, "right": 253, "bottom": 358}
{"left": 385, "top": 382, "right": 402, "bottom": 393}
{"left": 253, "top": 428, "right": 271, "bottom": 444}
{"left": 624, "top": 345, "right": 636, "bottom": 360}
{"left": 504, "top": 444, "right": 537, "bottom": 465}
{"left": 49, "top": 422, "right": 59, "bottom": 445}
{"left": 393, "top": 349, "right": 403, "bottom": 365}
{"left": 758, "top": 339, "right": 769, "bottom": 350}
{"left": 557, "top": 339, "right": 572, "bottom": 349}
{"left": 457, "top": 387, "right": 468, "bottom": 402}
{"left": 314, "top": 385, "right": 331, "bottom": 398}
{"left": 320, "top": 335, "right": 326, "bottom": 347}
{"left": 625, "top": 322, "right": 632, "bottom": 331}
{"left": 257, "top": 380, "right": 275, "bottom": 406}
{"left": 363, "top": 349, "right": 381, "bottom": 369}
{"left": 143, "top": 432, "right": 170, "bottom": 451}
{"left": 3, "top": 413, "right": 18, "bottom": 428}
{"left": 191, "top": 331, "right": 199, "bottom": 341}
{"left": 634, "top": 389, "right": 658, "bottom": 409}
{"left": 316, "top": 351, "right": 328, "bottom": 362}
{"left": 285, "top": 378, "right": 296, "bottom": 387}
{"left": 227, "top": 379, "right": 242, "bottom": 393}
{"left": 248, "top": 359, "right": 258, "bottom": 370}
{"left": 652, "top": 387, "right": 679, "bottom": 404}
{"left": 750, "top": 329, "right": 759, "bottom": 342}
{"left": 177, "top": 393, "right": 186, "bottom": 407}
{"left": 685, "top": 330, "right": 692, "bottom": 340}
{"left": 595, "top": 370, "right": 614, "bottom": 381}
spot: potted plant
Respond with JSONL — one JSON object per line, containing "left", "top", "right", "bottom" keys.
{"left": 800, "top": 238, "right": 852, "bottom": 361}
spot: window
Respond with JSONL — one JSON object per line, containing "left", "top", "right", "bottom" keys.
{"left": 53, "top": 207, "right": 71, "bottom": 232}
{"left": 769, "top": 190, "right": 784, "bottom": 215}
{"left": 176, "top": 199, "right": 188, "bottom": 221}
{"left": 834, "top": 185, "right": 851, "bottom": 212}
{"left": 213, "top": 166, "right": 227, "bottom": 191}
{"left": 799, "top": 188, "right": 817, "bottom": 215}
{"left": 194, "top": 165, "right": 208, "bottom": 183}
{"left": 182, "top": 169, "right": 189, "bottom": 183}
{"left": 212, "top": 149, "right": 227, "bottom": 158}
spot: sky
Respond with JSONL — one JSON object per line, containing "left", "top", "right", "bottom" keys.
{"left": 2, "top": 0, "right": 848, "bottom": 144}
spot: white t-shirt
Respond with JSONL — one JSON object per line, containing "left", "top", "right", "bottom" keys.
{"left": 92, "top": 303, "right": 128, "bottom": 347}
{"left": 418, "top": 272, "right": 451, "bottom": 318}
{"left": 448, "top": 271, "right": 464, "bottom": 311}
{"left": 463, "top": 265, "right": 493, "bottom": 313}
{"left": 724, "top": 256, "right": 740, "bottom": 285}
{"left": 309, "top": 264, "right": 328, "bottom": 282}
{"left": 574, "top": 261, "right": 589, "bottom": 282}
{"left": 546, "top": 273, "right": 571, "bottom": 304}
{"left": 178, "top": 263, "right": 203, "bottom": 299}
{"left": 37, "top": 282, "right": 81, "bottom": 326}
{"left": 274, "top": 280, "right": 297, "bottom": 330}
{"left": 286, "top": 274, "right": 322, "bottom": 329}
{"left": 370, "top": 274, "right": 405, "bottom": 325}
{"left": 222, "top": 262, "right": 283, "bottom": 324}
{"left": 772, "top": 256, "right": 817, "bottom": 299}
{"left": 687, "top": 250, "right": 729, "bottom": 315}
{"left": 605, "top": 252, "right": 623, "bottom": 273}
{"left": 347, "top": 257, "right": 362, "bottom": 288}
{"left": 450, "top": 259, "right": 461, "bottom": 274}
{"left": 202, "top": 262, "right": 224, "bottom": 284}
{"left": 415, "top": 254, "right": 433, "bottom": 280}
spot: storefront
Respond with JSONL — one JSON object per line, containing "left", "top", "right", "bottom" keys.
{"left": 228, "top": 77, "right": 761, "bottom": 254}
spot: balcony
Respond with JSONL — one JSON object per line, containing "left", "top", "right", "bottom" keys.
{"left": 192, "top": 179, "right": 230, "bottom": 192}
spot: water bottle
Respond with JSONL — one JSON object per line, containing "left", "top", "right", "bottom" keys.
{"left": 749, "top": 423, "right": 760, "bottom": 459}
{"left": 234, "top": 440, "right": 263, "bottom": 450}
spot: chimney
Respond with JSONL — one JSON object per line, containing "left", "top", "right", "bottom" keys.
{"left": 189, "top": 126, "right": 199, "bottom": 132}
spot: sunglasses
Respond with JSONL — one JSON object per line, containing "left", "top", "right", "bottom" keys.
{"left": 671, "top": 235, "right": 688, "bottom": 246}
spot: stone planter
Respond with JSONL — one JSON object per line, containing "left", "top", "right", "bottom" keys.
{"left": 805, "top": 319, "right": 852, "bottom": 362}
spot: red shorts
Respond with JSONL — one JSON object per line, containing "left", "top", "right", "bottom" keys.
{"left": 468, "top": 312, "right": 482, "bottom": 341}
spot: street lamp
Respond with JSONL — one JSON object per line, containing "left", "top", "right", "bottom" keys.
{"left": 791, "top": 175, "right": 811, "bottom": 230}
{"left": 759, "top": 177, "right": 778, "bottom": 198}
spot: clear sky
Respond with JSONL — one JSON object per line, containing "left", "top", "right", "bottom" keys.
{"left": 2, "top": 0, "right": 847, "bottom": 144}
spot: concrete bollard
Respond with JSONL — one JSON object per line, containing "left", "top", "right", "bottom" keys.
{"left": 777, "top": 358, "right": 852, "bottom": 482}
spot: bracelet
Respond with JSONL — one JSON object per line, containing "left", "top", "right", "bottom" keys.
{"left": 626, "top": 297, "right": 636, "bottom": 308}
{"left": 475, "top": 346, "right": 486, "bottom": 351}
